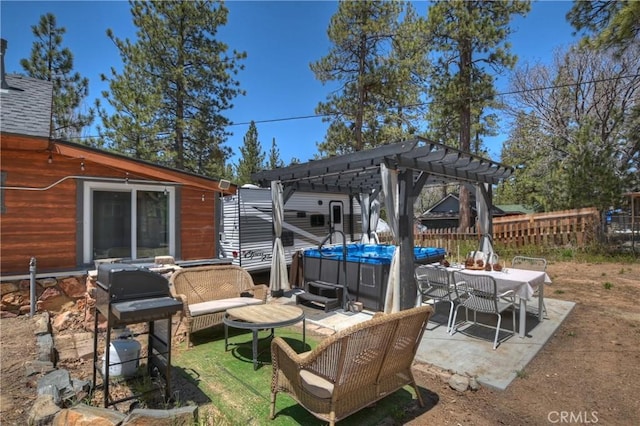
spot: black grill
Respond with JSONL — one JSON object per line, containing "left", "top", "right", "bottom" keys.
{"left": 92, "top": 263, "right": 182, "bottom": 407}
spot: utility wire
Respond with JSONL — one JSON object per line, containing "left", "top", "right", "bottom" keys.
{"left": 77, "top": 72, "right": 640, "bottom": 138}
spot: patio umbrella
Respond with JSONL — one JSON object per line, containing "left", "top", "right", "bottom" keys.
{"left": 269, "top": 180, "right": 290, "bottom": 294}
{"left": 381, "top": 164, "right": 400, "bottom": 313}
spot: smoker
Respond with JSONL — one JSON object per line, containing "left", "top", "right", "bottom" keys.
{"left": 92, "top": 263, "right": 182, "bottom": 407}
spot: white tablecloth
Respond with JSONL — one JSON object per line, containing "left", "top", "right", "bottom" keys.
{"left": 451, "top": 267, "right": 551, "bottom": 301}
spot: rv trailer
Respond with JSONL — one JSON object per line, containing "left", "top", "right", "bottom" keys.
{"left": 221, "top": 185, "right": 362, "bottom": 272}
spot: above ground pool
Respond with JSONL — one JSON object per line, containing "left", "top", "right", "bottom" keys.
{"left": 303, "top": 243, "right": 445, "bottom": 311}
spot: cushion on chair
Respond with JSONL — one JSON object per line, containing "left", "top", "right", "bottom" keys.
{"left": 189, "top": 297, "right": 263, "bottom": 316}
{"left": 299, "top": 369, "right": 334, "bottom": 399}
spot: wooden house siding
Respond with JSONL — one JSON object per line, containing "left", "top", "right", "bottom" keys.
{"left": 1, "top": 147, "right": 79, "bottom": 273}
{"left": 179, "top": 186, "right": 216, "bottom": 260}
{"left": 1, "top": 135, "right": 231, "bottom": 275}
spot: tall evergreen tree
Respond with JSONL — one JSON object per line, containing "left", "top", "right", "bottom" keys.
{"left": 267, "top": 137, "right": 284, "bottom": 169}
{"left": 96, "top": 60, "right": 164, "bottom": 161}
{"left": 311, "top": 0, "right": 427, "bottom": 155}
{"left": 101, "top": 0, "right": 245, "bottom": 176}
{"left": 236, "top": 121, "right": 265, "bottom": 185}
{"left": 567, "top": 0, "right": 640, "bottom": 53}
{"left": 20, "top": 13, "right": 94, "bottom": 140}
{"left": 423, "top": 0, "right": 530, "bottom": 229}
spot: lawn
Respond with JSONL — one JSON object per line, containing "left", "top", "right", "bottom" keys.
{"left": 172, "top": 324, "right": 418, "bottom": 425}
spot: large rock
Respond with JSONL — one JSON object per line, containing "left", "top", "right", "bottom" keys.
{"left": 58, "top": 277, "right": 87, "bottom": 299}
{"left": 38, "top": 287, "right": 73, "bottom": 313}
{"left": 0, "top": 281, "right": 19, "bottom": 296}
{"left": 37, "top": 369, "right": 74, "bottom": 406}
{"left": 52, "top": 311, "right": 75, "bottom": 332}
{"left": 34, "top": 312, "right": 51, "bottom": 335}
{"left": 28, "top": 394, "right": 61, "bottom": 426}
{"left": 53, "top": 403, "right": 126, "bottom": 426}
{"left": 1, "top": 290, "right": 29, "bottom": 312}
{"left": 38, "top": 277, "right": 59, "bottom": 289}
{"left": 36, "top": 333, "right": 55, "bottom": 362}
{"left": 54, "top": 332, "right": 94, "bottom": 361}
{"left": 448, "top": 373, "right": 470, "bottom": 392}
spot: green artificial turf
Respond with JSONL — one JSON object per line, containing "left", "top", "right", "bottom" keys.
{"left": 172, "top": 325, "right": 419, "bottom": 425}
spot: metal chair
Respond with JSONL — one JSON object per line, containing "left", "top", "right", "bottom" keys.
{"left": 415, "top": 265, "right": 456, "bottom": 333}
{"left": 450, "top": 271, "right": 516, "bottom": 350}
{"left": 512, "top": 256, "right": 548, "bottom": 319}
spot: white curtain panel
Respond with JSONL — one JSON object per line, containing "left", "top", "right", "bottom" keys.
{"left": 360, "top": 193, "right": 371, "bottom": 244}
{"left": 370, "top": 198, "right": 381, "bottom": 244}
{"left": 476, "top": 184, "right": 495, "bottom": 255}
{"left": 381, "top": 164, "right": 400, "bottom": 313}
{"left": 269, "top": 181, "right": 290, "bottom": 291}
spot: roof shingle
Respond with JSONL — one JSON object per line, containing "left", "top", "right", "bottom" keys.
{"left": 0, "top": 74, "right": 52, "bottom": 138}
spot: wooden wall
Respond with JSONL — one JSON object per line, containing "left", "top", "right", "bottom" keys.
{"left": 1, "top": 135, "right": 220, "bottom": 275}
{"left": 1, "top": 146, "right": 79, "bottom": 274}
{"left": 180, "top": 186, "right": 216, "bottom": 260}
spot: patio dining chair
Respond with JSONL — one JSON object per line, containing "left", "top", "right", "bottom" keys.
{"left": 512, "top": 256, "right": 548, "bottom": 319}
{"left": 450, "top": 271, "right": 516, "bottom": 350}
{"left": 415, "top": 265, "right": 456, "bottom": 333}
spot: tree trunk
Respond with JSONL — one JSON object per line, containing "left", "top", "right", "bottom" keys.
{"left": 458, "top": 34, "right": 472, "bottom": 231}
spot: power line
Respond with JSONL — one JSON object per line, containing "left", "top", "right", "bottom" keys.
{"left": 77, "top": 72, "right": 640, "bottom": 138}
{"left": 219, "top": 73, "right": 640, "bottom": 127}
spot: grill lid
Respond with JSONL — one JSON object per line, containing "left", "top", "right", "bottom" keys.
{"left": 97, "top": 263, "right": 171, "bottom": 301}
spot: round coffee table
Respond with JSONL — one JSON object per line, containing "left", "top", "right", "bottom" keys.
{"left": 223, "top": 304, "right": 306, "bottom": 370}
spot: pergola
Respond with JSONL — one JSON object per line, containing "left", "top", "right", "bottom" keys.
{"left": 252, "top": 137, "right": 514, "bottom": 311}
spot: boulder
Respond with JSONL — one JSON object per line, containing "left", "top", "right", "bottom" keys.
{"left": 28, "top": 394, "right": 61, "bottom": 426}
{"left": 52, "top": 403, "right": 126, "bottom": 426}
{"left": 58, "top": 277, "right": 87, "bottom": 299}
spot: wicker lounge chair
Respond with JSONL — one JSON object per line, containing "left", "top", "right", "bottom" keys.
{"left": 270, "top": 305, "right": 433, "bottom": 425}
{"left": 170, "top": 264, "right": 268, "bottom": 347}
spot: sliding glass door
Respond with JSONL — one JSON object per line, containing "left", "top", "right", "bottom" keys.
{"left": 83, "top": 182, "right": 175, "bottom": 263}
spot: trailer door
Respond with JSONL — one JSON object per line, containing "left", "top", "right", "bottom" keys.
{"left": 329, "top": 201, "right": 345, "bottom": 244}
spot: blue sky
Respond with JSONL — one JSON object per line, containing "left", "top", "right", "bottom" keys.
{"left": 0, "top": 1, "right": 579, "bottom": 165}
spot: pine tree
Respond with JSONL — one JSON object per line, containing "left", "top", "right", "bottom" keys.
{"left": 567, "top": 1, "right": 640, "bottom": 53}
{"left": 96, "top": 60, "right": 164, "bottom": 161}
{"left": 236, "top": 121, "right": 265, "bottom": 185}
{"left": 101, "top": 0, "right": 246, "bottom": 175}
{"left": 267, "top": 137, "right": 284, "bottom": 169}
{"left": 20, "top": 13, "right": 94, "bottom": 140}
{"left": 311, "top": 1, "right": 428, "bottom": 155}
{"left": 423, "top": 0, "right": 530, "bottom": 229}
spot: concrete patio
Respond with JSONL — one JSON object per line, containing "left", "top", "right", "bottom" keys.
{"left": 278, "top": 289, "right": 575, "bottom": 391}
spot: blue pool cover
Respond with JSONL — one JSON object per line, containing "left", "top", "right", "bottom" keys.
{"left": 304, "top": 243, "right": 446, "bottom": 265}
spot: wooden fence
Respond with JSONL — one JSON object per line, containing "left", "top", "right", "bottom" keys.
{"left": 378, "top": 207, "right": 600, "bottom": 251}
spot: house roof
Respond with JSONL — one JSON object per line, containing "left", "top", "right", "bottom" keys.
{"left": 496, "top": 204, "right": 535, "bottom": 215}
{"left": 51, "top": 139, "right": 236, "bottom": 194}
{"left": 0, "top": 74, "right": 52, "bottom": 139}
{"left": 252, "top": 137, "right": 514, "bottom": 195}
{"left": 420, "top": 193, "right": 506, "bottom": 219}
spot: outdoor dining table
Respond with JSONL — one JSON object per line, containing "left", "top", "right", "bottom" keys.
{"left": 433, "top": 265, "right": 551, "bottom": 338}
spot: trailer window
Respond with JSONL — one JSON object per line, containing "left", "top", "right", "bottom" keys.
{"left": 281, "top": 230, "right": 294, "bottom": 247}
{"left": 332, "top": 205, "right": 342, "bottom": 224}
{"left": 310, "top": 214, "right": 325, "bottom": 227}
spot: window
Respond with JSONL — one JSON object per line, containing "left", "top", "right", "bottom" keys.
{"left": 310, "top": 214, "right": 325, "bottom": 227}
{"left": 332, "top": 205, "right": 342, "bottom": 224}
{"left": 83, "top": 181, "right": 175, "bottom": 263}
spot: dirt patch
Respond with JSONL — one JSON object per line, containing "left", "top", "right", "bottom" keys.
{"left": 1, "top": 261, "right": 639, "bottom": 425}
